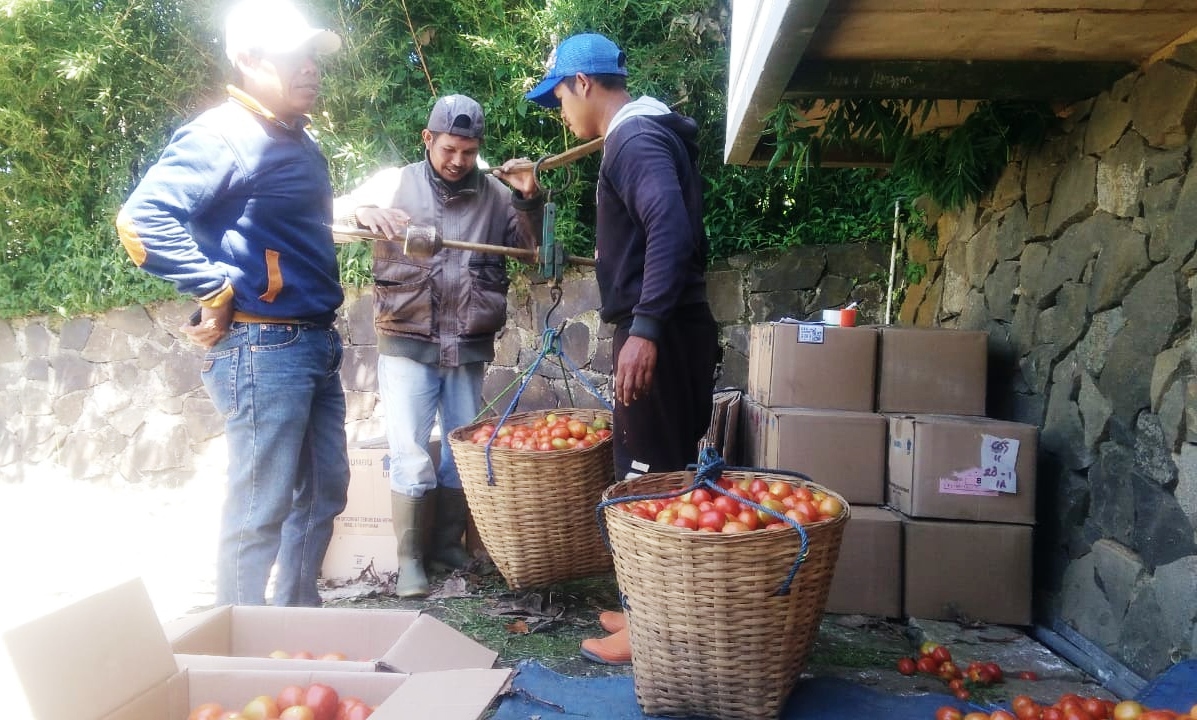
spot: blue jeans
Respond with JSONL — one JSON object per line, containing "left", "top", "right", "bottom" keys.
{"left": 201, "top": 322, "right": 350, "bottom": 606}
{"left": 377, "top": 355, "right": 484, "bottom": 497}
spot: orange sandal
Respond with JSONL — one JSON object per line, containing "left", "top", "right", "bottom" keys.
{"left": 580, "top": 627, "right": 632, "bottom": 665}
{"left": 598, "top": 610, "right": 627, "bottom": 634}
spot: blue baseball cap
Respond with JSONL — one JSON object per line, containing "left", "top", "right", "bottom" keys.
{"left": 525, "top": 33, "right": 628, "bottom": 108}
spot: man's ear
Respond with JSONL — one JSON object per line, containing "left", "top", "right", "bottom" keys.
{"left": 574, "top": 72, "right": 592, "bottom": 95}
{"left": 421, "top": 128, "right": 434, "bottom": 147}
{"left": 233, "top": 51, "right": 260, "bottom": 77}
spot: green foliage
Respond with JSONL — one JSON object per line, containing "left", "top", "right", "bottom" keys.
{"left": 0, "top": 0, "right": 908, "bottom": 318}
{"left": 769, "top": 99, "right": 1055, "bottom": 211}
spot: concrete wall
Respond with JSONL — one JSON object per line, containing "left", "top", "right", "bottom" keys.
{"left": 901, "top": 52, "right": 1197, "bottom": 678}
{"left": 0, "top": 244, "right": 889, "bottom": 486}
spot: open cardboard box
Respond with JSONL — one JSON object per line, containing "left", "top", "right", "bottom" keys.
{"left": 165, "top": 604, "right": 497, "bottom": 673}
{"left": 2, "top": 579, "right": 511, "bottom": 720}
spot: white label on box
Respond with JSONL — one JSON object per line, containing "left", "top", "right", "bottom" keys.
{"left": 979, "top": 434, "right": 1019, "bottom": 493}
{"left": 797, "top": 323, "right": 825, "bottom": 344}
{"left": 938, "top": 468, "right": 999, "bottom": 496}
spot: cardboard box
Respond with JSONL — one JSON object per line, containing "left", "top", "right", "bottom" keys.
{"left": 2, "top": 579, "right": 510, "bottom": 720}
{"left": 745, "top": 399, "right": 887, "bottom": 504}
{"left": 876, "top": 327, "right": 988, "bottom": 415}
{"left": 325, "top": 436, "right": 471, "bottom": 580}
{"left": 703, "top": 389, "right": 743, "bottom": 463}
{"left": 324, "top": 440, "right": 396, "bottom": 579}
{"left": 903, "top": 517, "right": 1033, "bottom": 625}
{"left": 165, "top": 604, "right": 498, "bottom": 673}
{"left": 825, "top": 506, "right": 903, "bottom": 618}
{"left": 747, "top": 322, "right": 878, "bottom": 411}
{"left": 887, "top": 414, "right": 1038, "bottom": 524}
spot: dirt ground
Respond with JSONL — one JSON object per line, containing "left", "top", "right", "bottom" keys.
{"left": 0, "top": 465, "right": 1116, "bottom": 717}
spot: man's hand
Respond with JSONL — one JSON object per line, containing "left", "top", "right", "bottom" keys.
{"left": 180, "top": 303, "right": 233, "bottom": 349}
{"left": 492, "top": 158, "right": 541, "bottom": 198}
{"left": 356, "top": 206, "right": 411, "bottom": 241}
{"left": 615, "top": 336, "right": 658, "bottom": 406}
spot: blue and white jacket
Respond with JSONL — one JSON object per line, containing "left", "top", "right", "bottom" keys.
{"left": 116, "top": 86, "right": 343, "bottom": 323}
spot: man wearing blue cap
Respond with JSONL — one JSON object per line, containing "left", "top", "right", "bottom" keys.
{"left": 527, "top": 33, "right": 721, "bottom": 664}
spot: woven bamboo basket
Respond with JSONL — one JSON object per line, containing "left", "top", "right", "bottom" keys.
{"left": 601, "top": 470, "right": 850, "bottom": 720}
{"left": 446, "top": 408, "right": 615, "bottom": 590}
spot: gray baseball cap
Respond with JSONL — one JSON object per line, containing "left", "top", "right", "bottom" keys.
{"left": 427, "top": 95, "right": 485, "bottom": 139}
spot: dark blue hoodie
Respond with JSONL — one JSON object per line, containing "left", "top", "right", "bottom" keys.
{"left": 595, "top": 97, "right": 708, "bottom": 342}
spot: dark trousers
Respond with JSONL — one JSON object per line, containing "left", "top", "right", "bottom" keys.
{"left": 612, "top": 303, "right": 720, "bottom": 480}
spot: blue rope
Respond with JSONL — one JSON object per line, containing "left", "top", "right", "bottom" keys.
{"left": 595, "top": 449, "right": 813, "bottom": 597}
{"left": 481, "top": 325, "right": 613, "bottom": 485}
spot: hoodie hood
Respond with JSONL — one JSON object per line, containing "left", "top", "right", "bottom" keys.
{"left": 608, "top": 96, "right": 700, "bottom": 161}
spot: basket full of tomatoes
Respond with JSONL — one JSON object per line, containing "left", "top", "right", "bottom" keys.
{"left": 446, "top": 408, "right": 615, "bottom": 590}
{"left": 601, "top": 468, "right": 850, "bottom": 720}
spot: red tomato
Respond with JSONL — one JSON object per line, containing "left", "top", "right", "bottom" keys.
{"left": 305, "top": 684, "right": 340, "bottom": 720}
{"left": 712, "top": 494, "right": 740, "bottom": 516}
{"left": 1083, "top": 697, "right": 1109, "bottom": 719}
{"left": 721, "top": 520, "right": 750, "bottom": 533}
{"left": 1062, "top": 707, "right": 1093, "bottom": 720}
{"left": 1018, "top": 671, "right": 1040, "bottom": 681}
{"left": 671, "top": 516, "right": 698, "bottom": 530}
{"left": 241, "top": 696, "right": 279, "bottom": 720}
{"left": 896, "top": 657, "right": 917, "bottom": 675}
{"left": 748, "top": 478, "right": 770, "bottom": 497}
{"left": 931, "top": 645, "right": 953, "bottom": 664}
{"left": 190, "top": 703, "right": 225, "bottom": 720}
{"left": 985, "top": 662, "right": 1004, "bottom": 683}
{"left": 992, "top": 712, "right": 1017, "bottom": 720}
{"left": 766, "top": 480, "right": 793, "bottom": 499}
{"left": 689, "top": 488, "right": 713, "bottom": 504}
{"left": 736, "top": 508, "right": 760, "bottom": 530}
{"left": 917, "top": 656, "right": 940, "bottom": 674}
{"left": 280, "top": 707, "right": 315, "bottom": 720}
{"left": 344, "top": 704, "right": 372, "bottom": 720}
{"left": 936, "top": 708, "right": 964, "bottom": 720}
{"left": 1042, "top": 709, "right": 1065, "bottom": 720}
{"left": 566, "top": 420, "right": 587, "bottom": 439}
{"left": 698, "top": 510, "right": 726, "bottom": 531}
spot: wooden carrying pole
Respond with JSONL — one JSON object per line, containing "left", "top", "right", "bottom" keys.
{"left": 328, "top": 225, "right": 596, "bottom": 268}
{"left": 494, "top": 136, "right": 605, "bottom": 175}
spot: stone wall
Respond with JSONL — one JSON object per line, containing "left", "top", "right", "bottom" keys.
{"left": 0, "top": 244, "right": 889, "bottom": 486}
{"left": 900, "top": 54, "right": 1197, "bottom": 678}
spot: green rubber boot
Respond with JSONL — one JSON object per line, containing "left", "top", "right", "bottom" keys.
{"left": 428, "top": 487, "right": 472, "bottom": 571}
{"left": 390, "top": 492, "right": 429, "bottom": 598}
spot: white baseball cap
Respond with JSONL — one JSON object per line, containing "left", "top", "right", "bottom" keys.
{"left": 224, "top": 0, "right": 341, "bottom": 64}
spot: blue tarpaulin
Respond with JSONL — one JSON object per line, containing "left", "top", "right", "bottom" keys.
{"left": 492, "top": 659, "right": 1197, "bottom": 720}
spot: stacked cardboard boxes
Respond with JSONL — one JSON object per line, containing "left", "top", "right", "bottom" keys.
{"left": 744, "top": 321, "right": 897, "bottom": 616}
{"left": 878, "top": 327, "right": 1037, "bottom": 627}
{"left": 743, "top": 322, "right": 1039, "bottom": 625}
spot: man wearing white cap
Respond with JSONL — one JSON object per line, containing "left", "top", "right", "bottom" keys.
{"left": 116, "top": 0, "right": 349, "bottom": 606}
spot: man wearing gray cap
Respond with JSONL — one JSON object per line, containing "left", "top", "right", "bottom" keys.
{"left": 117, "top": 0, "right": 349, "bottom": 607}
{"left": 335, "top": 95, "right": 543, "bottom": 597}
